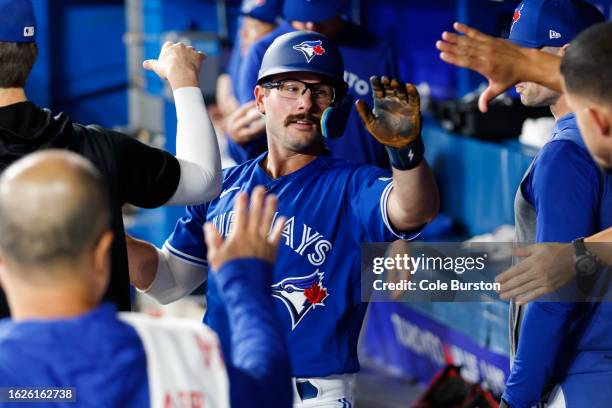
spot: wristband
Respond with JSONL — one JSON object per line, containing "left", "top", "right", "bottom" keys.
{"left": 385, "top": 137, "right": 425, "bottom": 170}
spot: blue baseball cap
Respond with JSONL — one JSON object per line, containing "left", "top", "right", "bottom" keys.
{"left": 0, "top": 0, "right": 36, "bottom": 43}
{"left": 508, "top": 0, "right": 604, "bottom": 48}
{"left": 283, "top": 0, "right": 343, "bottom": 23}
{"left": 257, "top": 31, "right": 346, "bottom": 87}
{"left": 241, "top": 0, "right": 282, "bottom": 24}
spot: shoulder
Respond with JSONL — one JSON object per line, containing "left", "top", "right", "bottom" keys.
{"left": 221, "top": 157, "right": 260, "bottom": 183}
{"left": 319, "top": 156, "right": 390, "bottom": 181}
{"left": 536, "top": 137, "right": 597, "bottom": 176}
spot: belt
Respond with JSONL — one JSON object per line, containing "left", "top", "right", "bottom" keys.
{"left": 292, "top": 374, "right": 355, "bottom": 404}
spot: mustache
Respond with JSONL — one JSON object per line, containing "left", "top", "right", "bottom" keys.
{"left": 284, "top": 113, "right": 320, "bottom": 127}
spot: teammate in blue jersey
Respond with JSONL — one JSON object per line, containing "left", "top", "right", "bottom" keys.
{"left": 129, "top": 31, "right": 439, "bottom": 406}
{"left": 465, "top": 2, "right": 611, "bottom": 407}
{"left": 0, "top": 151, "right": 292, "bottom": 408}
{"left": 227, "top": 0, "right": 397, "bottom": 167}
{"left": 217, "top": 0, "right": 282, "bottom": 153}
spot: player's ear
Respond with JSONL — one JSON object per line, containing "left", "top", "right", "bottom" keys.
{"left": 559, "top": 43, "right": 570, "bottom": 57}
{"left": 586, "top": 105, "right": 611, "bottom": 138}
{"left": 254, "top": 85, "right": 266, "bottom": 115}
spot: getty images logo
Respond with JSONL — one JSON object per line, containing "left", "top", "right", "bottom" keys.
{"left": 23, "top": 26, "right": 35, "bottom": 37}
{"left": 549, "top": 30, "right": 561, "bottom": 39}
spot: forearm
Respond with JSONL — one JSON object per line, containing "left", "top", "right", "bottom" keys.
{"left": 522, "top": 49, "right": 563, "bottom": 93}
{"left": 503, "top": 303, "right": 578, "bottom": 408}
{"left": 126, "top": 235, "right": 159, "bottom": 290}
{"left": 216, "top": 259, "right": 292, "bottom": 408}
{"left": 127, "top": 236, "right": 206, "bottom": 303}
{"left": 166, "top": 87, "right": 222, "bottom": 205}
{"left": 387, "top": 161, "right": 439, "bottom": 230}
{"left": 586, "top": 227, "right": 612, "bottom": 265}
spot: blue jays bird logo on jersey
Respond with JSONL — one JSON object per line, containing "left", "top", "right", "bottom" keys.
{"left": 293, "top": 40, "right": 326, "bottom": 63}
{"left": 272, "top": 270, "right": 329, "bottom": 330}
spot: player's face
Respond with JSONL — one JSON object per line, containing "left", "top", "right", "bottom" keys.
{"left": 565, "top": 88, "right": 612, "bottom": 171}
{"left": 515, "top": 81, "right": 561, "bottom": 107}
{"left": 256, "top": 72, "right": 330, "bottom": 153}
{"left": 239, "top": 16, "right": 276, "bottom": 55}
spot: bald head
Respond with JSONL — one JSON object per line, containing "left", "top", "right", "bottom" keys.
{"left": 0, "top": 150, "right": 110, "bottom": 274}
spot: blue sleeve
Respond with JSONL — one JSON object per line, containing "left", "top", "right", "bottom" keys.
{"left": 236, "top": 41, "right": 265, "bottom": 105}
{"left": 164, "top": 204, "right": 209, "bottom": 267}
{"left": 347, "top": 166, "right": 424, "bottom": 242}
{"left": 215, "top": 259, "right": 292, "bottom": 408}
{"left": 503, "top": 302, "right": 586, "bottom": 408}
{"left": 530, "top": 140, "right": 600, "bottom": 243}
{"left": 505, "top": 141, "right": 601, "bottom": 407}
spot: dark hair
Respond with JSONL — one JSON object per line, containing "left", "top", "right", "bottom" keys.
{"left": 560, "top": 22, "right": 612, "bottom": 105}
{"left": 0, "top": 154, "right": 111, "bottom": 268}
{"left": 0, "top": 41, "right": 38, "bottom": 88}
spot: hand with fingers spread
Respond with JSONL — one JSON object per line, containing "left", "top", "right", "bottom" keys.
{"left": 226, "top": 101, "right": 266, "bottom": 145}
{"left": 356, "top": 76, "right": 421, "bottom": 148}
{"left": 495, "top": 243, "right": 574, "bottom": 305}
{"left": 436, "top": 22, "right": 562, "bottom": 112}
{"left": 356, "top": 76, "right": 425, "bottom": 171}
{"left": 143, "top": 41, "right": 206, "bottom": 90}
{"left": 204, "top": 186, "right": 286, "bottom": 272}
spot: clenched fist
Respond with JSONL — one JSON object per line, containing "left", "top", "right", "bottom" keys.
{"left": 143, "top": 41, "right": 206, "bottom": 90}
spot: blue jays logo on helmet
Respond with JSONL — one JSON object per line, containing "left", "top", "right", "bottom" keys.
{"left": 272, "top": 270, "right": 329, "bottom": 330}
{"left": 292, "top": 40, "right": 326, "bottom": 63}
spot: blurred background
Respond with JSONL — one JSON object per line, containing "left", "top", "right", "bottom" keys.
{"left": 24, "top": 0, "right": 612, "bottom": 406}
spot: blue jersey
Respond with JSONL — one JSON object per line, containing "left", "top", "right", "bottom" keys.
{"left": 0, "top": 304, "right": 150, "bottom": 408}
{"left": 0, "top": 260, "right": 292, "bottom": 408}
{"left": 165, "top": 152, "right": 419, "bottom": 377}
{"left": 503, "top": 113, "right": 612, "bottom": 408}
{"left": 229, "top": 21, "right": 396, "bottom": 168}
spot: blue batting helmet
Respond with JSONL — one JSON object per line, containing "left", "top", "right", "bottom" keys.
{"left": 257, "top": 31, "right": 347, "bottom": 91}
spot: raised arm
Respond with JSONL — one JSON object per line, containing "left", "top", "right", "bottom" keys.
{"left": 436, "top": 22, "right": 562, "bottom": 112}
{"left": 356, "top": 76, "right": 439, "bottom": 231}
{"left": 205, "top": 187, "right": 292, "bottom": 408}
{"left": 143, "top": 41, "right": 222, "bottom": 205}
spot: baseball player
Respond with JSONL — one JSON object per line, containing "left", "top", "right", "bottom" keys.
{"left": 128, "top": 31, "right": 439, "bottom": 407}
{"left": 0, "top": 151, "right": 292, "bottom": 408}
{"left": 437, "top": 5, "right": 612, "bottom": 406}
{"left": 0, "top": 0, "right": 223, "bottom": 316}
{"left": 216, "top": 0, "right": 281, "bottom": 123}
{"left": 228, "top": 0, "right": 398, "bottom": 167}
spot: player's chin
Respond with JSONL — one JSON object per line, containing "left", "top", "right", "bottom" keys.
{"left": 284, "top": 128, "right": 321, "bottom": 150}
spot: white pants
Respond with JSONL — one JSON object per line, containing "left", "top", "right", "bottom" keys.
{"left": 292, "top": 374, "right": 355, "bottom": 408}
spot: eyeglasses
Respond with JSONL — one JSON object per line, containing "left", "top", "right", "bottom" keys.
{"left": 262, "top": 79, "right": 336, "bottom": 107}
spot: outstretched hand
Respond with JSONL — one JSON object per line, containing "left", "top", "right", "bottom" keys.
{"left": 355, "top": 76, "right": 421, "bottom": 149}
{"left": 436, "top": 22, "right": 527, "bottom": 112}
{"left": 143, "top": 41, "right": 206, "bottom": 90}
{"left": 495, "top": 243, "right": 575, "bottom": 305}
{"left": 204, "top": 186, "right": 286, "bottom": 272}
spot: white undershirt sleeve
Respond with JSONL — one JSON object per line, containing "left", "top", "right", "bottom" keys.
{"left": 165, "top": 86, "right": 222, "bottom": 205}
{"left": 139, "top": 246, "right": 207, "bottom": 305}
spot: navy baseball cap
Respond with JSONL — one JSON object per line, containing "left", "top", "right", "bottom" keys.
{"left": 0, "top": 0, "right": 36, "bottom": 43}
{"left": 283, "top": 0, "right": 343, "bottom": 23}
{"left": 241, "top": 0, "right": 282, "bottom": 24}
{"left": 508, "top": 0, "right": 604, "bottom": 48}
